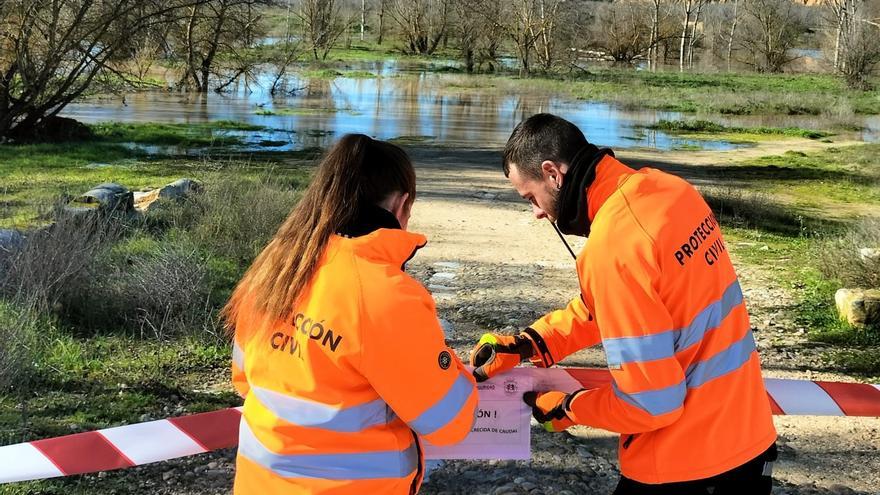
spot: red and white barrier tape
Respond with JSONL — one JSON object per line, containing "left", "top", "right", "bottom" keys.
{"left": 2, "top": 368, "right": 879, "bottom": 484}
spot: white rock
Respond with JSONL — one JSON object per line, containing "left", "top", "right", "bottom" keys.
{"left": 835, "top": 288, "right": 880, "bottom": 328}
{"left": 432, "top": 261, "right": 462, "bottom": 270}
{"left": 159, "top": 178, "right": 202, "bottom": 200}
{"left": 859, "top": 247, "right": 880, "bottom": 262}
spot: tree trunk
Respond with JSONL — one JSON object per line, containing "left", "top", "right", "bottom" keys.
{"left": 650, "top": 0, "right": 660, "bottom": 71}
{"left": 378, "top": 0, "right": 386, "bottom": 45}
{"left": 679, "top": 1, "right": 691, "bottom": 72}
{"left": 186, "top": 6, "right": 201, "bottom": 89}
{"left": 360, "top": 0, "right": 366, "bottom": 41}
{"left": 687, "top": 0, "right": 703, "bottom": 69}
{"left": 518, "top": 39, "right": 531, "bottom": 77}
{"left": 727, "top": 0, "right": 738, "bottom": 71}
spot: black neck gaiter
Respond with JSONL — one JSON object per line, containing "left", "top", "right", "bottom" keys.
{"left": 555, "top": 145, "right": 614, "bottom": 237}
{"left": 337, "top": 203, "right": 401, "bottom": 238}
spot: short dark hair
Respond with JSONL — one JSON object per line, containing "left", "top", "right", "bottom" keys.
{"left": 502, "top": 114, "right": 588, "bottom": 179}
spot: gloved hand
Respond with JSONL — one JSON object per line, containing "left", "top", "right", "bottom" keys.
{"left": 469, "top": 332, "right": 536, "bottom": 382}
{"left": 523, "top": 391, "right": 575, "bottom": 432}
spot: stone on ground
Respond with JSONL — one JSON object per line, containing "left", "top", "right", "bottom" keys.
{"left": 835, "top": 288, "right": 880, "bottom": 328}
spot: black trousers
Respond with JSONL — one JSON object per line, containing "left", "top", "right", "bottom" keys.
{"left": 612, "top": 444, "right": 778, "bottom": 495}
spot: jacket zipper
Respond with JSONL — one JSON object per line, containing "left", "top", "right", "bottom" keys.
{"left": 622, "top": 434, "right": 638, "bottom": 449}
{"left": 409, "top": 432, "right": 423, "bottom": 495}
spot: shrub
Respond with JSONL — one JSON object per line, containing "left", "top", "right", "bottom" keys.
{"left": 151, "top": 170, "right": 301, "bottom": 265}
{"left": 700, "top": 187, "right": 812, "bottom": 236}
{"left": 0, "top": 300, "right": 42, "bottom": 392}
{"left": 0, "top": 210, "right": 122, "bottom": 312}
{"left": 819, "top": 217, "right": 880, "bottom": 289}
{"left": 125, "top": 243, "right": 212, "bottom": 339}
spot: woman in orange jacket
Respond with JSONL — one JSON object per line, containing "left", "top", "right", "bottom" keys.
{"left": 224, "top": 134, "right": 478, "bottom": 495}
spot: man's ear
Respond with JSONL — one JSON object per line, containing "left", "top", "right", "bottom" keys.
{"left": 540, "top": 160, "right": 565, "bottom": 187}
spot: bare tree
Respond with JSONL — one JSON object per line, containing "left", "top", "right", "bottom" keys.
{"left": 736, "top": 0, "right": 808, "bottom": 72}
{"left": 452, "top": 0, "right": 479, "bottom": 71}
{"left": 377, "top": 0, "right": 389, "bottom": 43}
{"left": 648, "top": 0, "right": 663, "bottom": 70}
{"left": 178, "top": 0, "right": 271, "bottom": 92}
{"left": 591, "top": 0, "right": 654, "bottom": 64}
{"left": 389, "top": 0, "right": 450, "bottom": 55}
{"left": 686, "top": 0, "right": 705, "bottom": 68}
{"left": 677, "top": 0, "right": 707, "bottom": 71}
{"left": 460, "top": 0, "right": 543, "bottom": 76}
{"left": 297, "top": 0, "right": 352, "bottom": 60}
{"left": 826, "top": 0, "right": 880, "bottom": 89}
{"left": 0, "top": 0, "right": 201, "bottom": 141}
{"left": 529, "top": 0, "right": 566, "bottom": 71}
{"left": 727, "top": 0, "right": 740, "bottom": 71}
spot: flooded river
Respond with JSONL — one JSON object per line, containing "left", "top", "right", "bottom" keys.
{"left": 61, "top": 60, "right": 879, "bottom": 153}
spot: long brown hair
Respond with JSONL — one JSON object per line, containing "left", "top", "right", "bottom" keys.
{"left": 223, "top": 134, "right": 416, "bottom": 336}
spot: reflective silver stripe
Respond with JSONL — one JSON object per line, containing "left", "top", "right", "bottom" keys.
{"left": 685, "top": 330, "right": 757, "bottom": 388}
{"left": 674, "top": 280, "right": 744, "bottom": 352}
{"left": 611, "top": 330, "right": 757, "bottom": 416}
{"left": 238, "top": 419, "right": 418, "bottom": 480}
{"left": 409, "top": 371, "right": 474, "bottom": 436}
{"left": 612, "top": 380, "right": 686, "bottom": 416}
{"left": 233, "top": 340, "right": 245, "bottom": 369}
{"left": 251, "top": 385, "right": 396, "bottom": 433}
{"left": 603, "top": 279, "right": 744, "bottom": 367}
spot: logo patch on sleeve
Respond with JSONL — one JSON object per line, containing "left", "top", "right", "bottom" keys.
{"left": 438, "top": 350, "right": 452, "bottom": 370}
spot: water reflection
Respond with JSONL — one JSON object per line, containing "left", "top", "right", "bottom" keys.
{"left": 62, "top": 61, "right": 876, "bottom": 153}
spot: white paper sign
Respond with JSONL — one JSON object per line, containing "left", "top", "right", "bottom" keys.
{"left": 424, "top": 372, "right": 533, "bottom": 460}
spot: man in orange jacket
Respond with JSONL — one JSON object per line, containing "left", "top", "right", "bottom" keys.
{"left": 471, "top": 114, "right": 778, "bottom": 494}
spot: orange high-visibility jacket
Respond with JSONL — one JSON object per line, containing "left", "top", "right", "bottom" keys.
{"left": 231, "top": 228, "right": 478, "bottom": 494}
{"left": 528, "top": 155, "right": 776, "bottom": 484}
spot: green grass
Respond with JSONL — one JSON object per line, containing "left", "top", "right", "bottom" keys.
{"left": 703, "top": 143, "right": 880, "bottom": 374}
{"left": 672, "top": 143, "right": 704, "bottom": 151}
{"left": 0, "top": 332, "right": 240, "bottom": 493}
{"left": 724, "top": 219, "right": 880, "bottom": 375}
{"left": 571, "top": 70, "right": 880, "bottom": 115}
{"left": 91, "top": 121, "right": 264, "bottom": 147}
{"left": 0, "top": 142, "right": 175, "bottom": 226}
{"left": 298, "top": 68, "right": 378, "bottom": 80}
{"left": 693, "top": 144, "right": 880, "bottom": 212}
{"left": 0, "top": 158, "right": 310, "bottom": 492}
{"left": 0, "top": 121, "right": 310, "bottom": 227}
{"left": 469, "top": 69, "right": 880, "bottom": 116}
{"left": 650, "top": 119, "right": 833, "bottom": 140}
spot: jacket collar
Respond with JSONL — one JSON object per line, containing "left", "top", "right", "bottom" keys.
{"left": 339, "top": 228, "right": 427, "bottom": 269}
{"left": 556, "top": 153, "right": 636, "bottom": 237}
{"left": 586, "top": 155, "right": 637, "bottom": 224}
{"left": 334, "top": 203, "right": 426, "bottom": 268}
